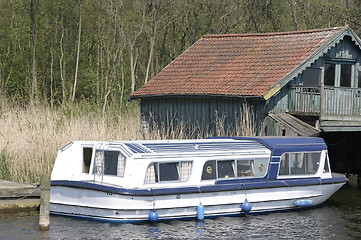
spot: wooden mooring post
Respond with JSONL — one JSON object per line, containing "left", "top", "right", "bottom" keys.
{"left": 39, "top": 175, "right": 50, "bottom": 231}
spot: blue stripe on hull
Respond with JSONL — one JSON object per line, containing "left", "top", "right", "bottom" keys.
{"left": 51, "top": 174, "right": 347, "bottom": 196}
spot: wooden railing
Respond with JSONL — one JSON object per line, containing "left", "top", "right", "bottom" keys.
{"left": 289, "top": 86, "right": 361, "bottom": 116}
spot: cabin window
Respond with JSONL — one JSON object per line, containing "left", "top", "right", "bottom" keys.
{"left": 323, "top": 154, "right": 330, "bottom": 173}
{"left": 82, "top": 147, "right": 93, "bottom": 173}
{"left": 202, "top": 158, "right": 269, "bottom": 180}
{"left": 254, "top": 158, "right": 269, "bottom": 177}
{"left": 217, "top": 161, "right": 235, "bottom": 178}
{"left": 145, "top": 163, "right": 158, "bottom": 183}
{"left": 237, "top": 160, "right": 254, "bottom": 177}
{"left": 279, "top": 152, "right": 321, "bottom": 176}
{"left": 94, "top": 151, "right": 104, "bottom": 175}
{"left": 159, "top": 163, "right": 179, "bottom": 181}
{"left": 237, "top": 159, "right": 269, "bottom": 177}
{"left": 180, "top": 161, "right": 192, "bottom": 181}
{"left": 117, "top": 153, "right": 126, "bottom": 177}
{"left": 93, "top": 150, "right": 127, "bottom": 177}
{"left": 201, "top": 160, "right": 217, "bottom": 180}
{"left": 145, "top": 161, "right": 192, "bottom": 183}
{"left": 103, "top": 151, "right": 120, "bottom": 176}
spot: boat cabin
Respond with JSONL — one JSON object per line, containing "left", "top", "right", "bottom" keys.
{"left": 51, "top": 137, "right": 333, "bottom": 189}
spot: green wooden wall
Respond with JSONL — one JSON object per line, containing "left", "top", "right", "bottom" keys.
{"left": 140, "top": 96, "right": 266, "bottom": 137}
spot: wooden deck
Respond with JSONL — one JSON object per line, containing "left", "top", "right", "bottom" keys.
{"left": 288, "top": 86, "right": 361, "bottom": 131}
{"left": 0, "top": 179, "right": 40, "bottom": 212}
{"left": 289, "top": 86, "right": 361, "bottom": 116}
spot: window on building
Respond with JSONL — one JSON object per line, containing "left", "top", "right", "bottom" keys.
{"left": 324, "top": 63, "right": 335, "bottom": 86}
{"left": 302, "top": 67, "right": 321, "bottom": 86}
{"left": 340, "top": 64, "right": 352, "bottom": 87}
{"left": 324, "top": 61, "right": 355, "bottom": 88}
{"left": 279, "top": 152, "right": 321, "bottom": 176}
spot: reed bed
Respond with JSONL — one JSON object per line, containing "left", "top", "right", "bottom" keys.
{"left": 0, "top": 99, "right": 263, "bottom": 183}
{"left": 0, "top": 101, "right": 143, "bottom": 183}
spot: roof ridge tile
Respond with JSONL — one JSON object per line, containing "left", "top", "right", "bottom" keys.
{"left": 203, "top": 26, "right": 345, "bottom": 39}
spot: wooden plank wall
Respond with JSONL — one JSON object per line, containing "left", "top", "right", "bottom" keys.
{"left": 140, "top": 97, "right": 266, "bottom": 137}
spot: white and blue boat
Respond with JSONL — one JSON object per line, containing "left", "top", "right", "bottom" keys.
{"left": 50, "top": 136, "right": 347, "bottom": 222}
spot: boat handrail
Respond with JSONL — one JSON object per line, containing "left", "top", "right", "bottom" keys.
{"left": 93, "top": 143, "right": 110, "bottom": 183}
{"left": 134, "top": 150, "right": 270, "bottom": 159}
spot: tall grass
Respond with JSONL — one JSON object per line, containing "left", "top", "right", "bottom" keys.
{"left": 0, "top": 99, "right": 263, "bottom": 183}
{"left": 0, "top": 100, "right": 143, "bottom": 183}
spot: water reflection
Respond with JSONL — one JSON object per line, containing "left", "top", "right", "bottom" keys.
{"left": 0, "top": 211, "right": 48, "bottom": 240}
{"left": 148, "top": 226, "right": 161, "bottom": 238}
{"left": 196, "top": 221, "right": 205, "bottom": 237}
{"left": 0, "top": 187, "right": 360, "bottom": 239}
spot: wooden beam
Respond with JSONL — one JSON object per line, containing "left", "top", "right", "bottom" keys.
{"left": 263, "top": 84, "right": 281, "bottom": 100}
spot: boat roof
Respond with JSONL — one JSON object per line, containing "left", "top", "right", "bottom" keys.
{"left": 210, "top": 136, "right": 328, "bottom": 151}
{"left": 122, "top": 139, "right": 268, "bottom": 154}
{"left": 77, "top": 137, "right": 327, "bottom": 156}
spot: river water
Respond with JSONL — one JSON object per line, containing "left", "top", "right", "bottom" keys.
{"left": 0, "top": 186, "right": 360, "bottom": 240}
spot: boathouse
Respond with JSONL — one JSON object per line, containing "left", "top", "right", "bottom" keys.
{"left": 130, "top": 26, "right": 361, "bottom": 175}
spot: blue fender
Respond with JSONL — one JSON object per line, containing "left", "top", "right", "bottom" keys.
{"left": 295, "top": 199, "right": 313, "bottom": 207}
{"left": 149, "top": 211, "right": 159, "bottom": 222}
{"left": 197, "top": 203, "right": 204, "bottom": 221}
{"left": 241, "top": 199, "right": 252, "bottom": 212}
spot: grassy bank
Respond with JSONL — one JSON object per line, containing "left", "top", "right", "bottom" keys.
{"left": 0, "top": 99, "right": 263, "bottom": 183}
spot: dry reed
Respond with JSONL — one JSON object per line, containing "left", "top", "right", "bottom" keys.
{"left": 0, "top": 101, "right": 144, "bottom": 183}
{"left": 0, "top": 99, "right": 263, "bottom": 183}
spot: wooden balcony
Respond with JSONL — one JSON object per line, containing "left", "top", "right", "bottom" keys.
{"left": 288, "top": 86, "right": 361, "bottom": 117}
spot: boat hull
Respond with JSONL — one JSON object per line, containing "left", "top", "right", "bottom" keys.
{"left": 50, "top": 180, "right": 345, "bottom": 222}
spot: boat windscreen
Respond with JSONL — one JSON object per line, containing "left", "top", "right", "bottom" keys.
{"left": 279, "top": 151, "right": 321, "bottom": 176}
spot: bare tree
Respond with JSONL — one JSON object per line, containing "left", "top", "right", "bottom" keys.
{"left": 289, "top": 0, "right": 299, "bottom": 30}
{"left": 102, "top": 0, "right": 125, "bottom": 111}
{"left": 120, "top": 1, "right": 145, "bottom": 94}
{"left": 71, "top": 2, "right": 82, "bottom": 102}
{"left": 0, "top": 46, "right": 12, "bottom": 97}
{"left": 59, "top": 21, "right": 67, "bottom": 104}
{"left": 144, "top": 0, "right": 170, "bottom": 84}
{"left": 30, "top": 0, "right": 39, "bottom": 104}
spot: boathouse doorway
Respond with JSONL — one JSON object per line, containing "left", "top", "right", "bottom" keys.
{"left": 321, "top": 131, "right": 361, "bottom": 182}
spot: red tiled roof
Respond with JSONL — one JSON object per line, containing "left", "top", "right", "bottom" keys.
{"left": 131, "top": 27, "right": 344, "bottom": 98}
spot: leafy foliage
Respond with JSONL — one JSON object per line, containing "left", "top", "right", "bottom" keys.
{"left": 0, "top": 0, "right": 361, "bottom": 108}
